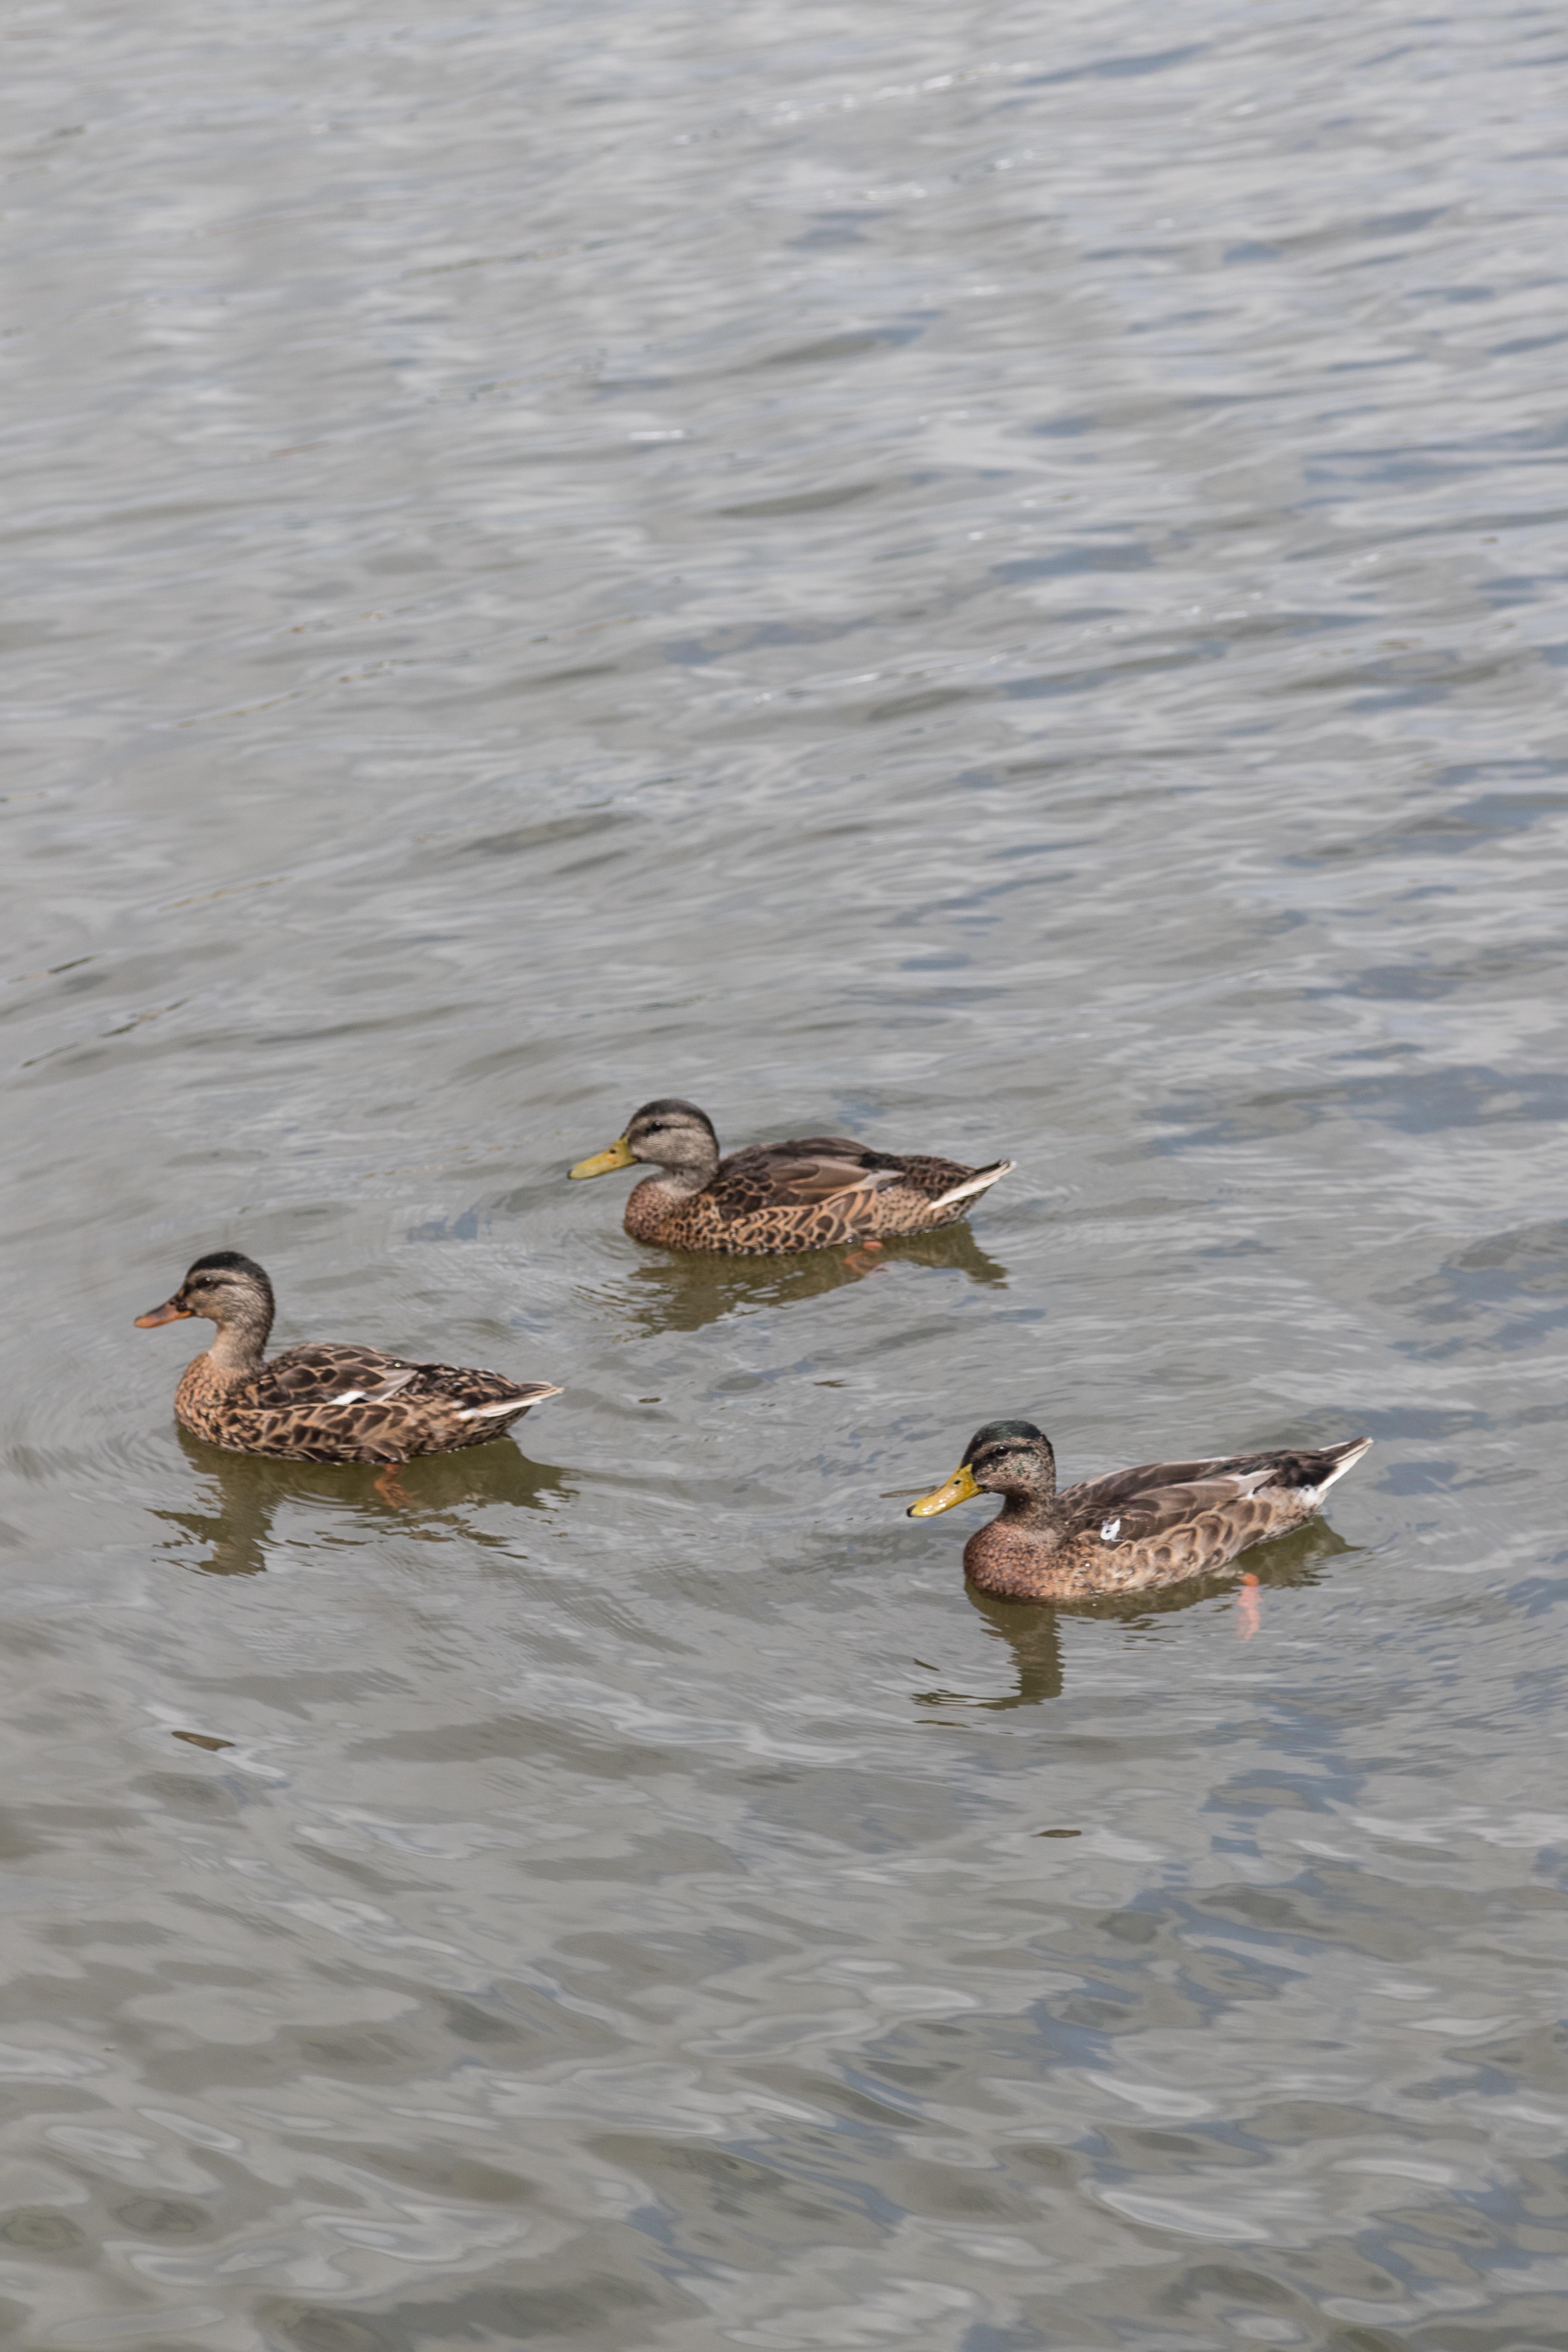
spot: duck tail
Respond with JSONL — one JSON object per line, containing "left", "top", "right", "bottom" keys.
{"left": 1311, "top": 1435, "right": 1373, "bottom": 1494}
{"left": 455, "top": 1381, "right": 563, "bottom": 1422}
{"left": 929, "top": 1159, "right": 1015, "bottom": 1212}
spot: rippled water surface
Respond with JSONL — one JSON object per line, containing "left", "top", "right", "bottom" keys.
{"left": 6, "top": 0, "right": 1568, "bottom": 2344}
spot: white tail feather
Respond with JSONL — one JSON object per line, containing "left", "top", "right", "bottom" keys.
{"left": 1315, "top": 1437, "right": 1373, "bottom": 1494}
{"left": 929, "top": 1159, "right": 1015, "bottom": 1213}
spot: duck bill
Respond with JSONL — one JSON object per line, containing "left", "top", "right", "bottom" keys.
{"left": 134, "top": 1296, "right": 193, "bottom": 1328}
{"left": 569, "top": 1137, "right": 636, "bottom": 1179}
{"left": 907, "top": 1463, "right": 981, "bottom": 1518}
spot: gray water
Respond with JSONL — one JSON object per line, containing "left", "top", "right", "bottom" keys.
{"left": 4, "top": 0, "right": 1568, "bottom": 2344}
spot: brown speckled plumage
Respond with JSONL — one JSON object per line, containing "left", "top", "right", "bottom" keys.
{"left": 136, "top": 1251, "right": 560, "bottom": 1464}
{"left": 909, "top": 1419, "right": 1372, "bottom": 1601}
{"left": 570, "top": 1098, "right": 1013, "bottom": 1255}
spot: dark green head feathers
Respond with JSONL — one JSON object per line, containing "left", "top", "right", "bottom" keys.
{"left": 963, "top": 1419, "right": 1046, "bottom": 1465}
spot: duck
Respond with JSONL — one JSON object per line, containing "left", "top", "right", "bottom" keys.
{"left": 135, "top": 1251, "right": 560, "bottom": 1464}
{"left": 568, "top": 1098, "right": 1014, "bottom": 1255}
{"left": 907, "top": 1419, "right": 1372, "bottom": 1601}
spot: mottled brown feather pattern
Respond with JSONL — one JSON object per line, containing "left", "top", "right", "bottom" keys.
{"left": 967, "top": 1445, "right": 1371, "bottom": 1599}
{"left": 173, "top": 1347, "right": 556, "bottom": 1463}
{"left": 912, "top": 1422, "right": 1372, "bottom": 1601}
{"left": 138, "top": 1252, "right": 558, "bottom": 1464}
{"left": 623, "top": 1138, "right": 1011, "bottom": 1254}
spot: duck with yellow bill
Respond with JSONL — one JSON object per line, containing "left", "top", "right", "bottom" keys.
{"left": 569, "top": 1097, "right": 1013, "bottom": 1255}
{"left": 907, "top": 1419, "right": 1372, "bottom": 1601}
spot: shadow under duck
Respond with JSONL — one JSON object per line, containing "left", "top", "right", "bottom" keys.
{"left": 136, "top": 1251, "right": 560, "bottom": 1464}
{"left": 909, "top": 1419, "right": 1372, "bottom": 1601}
{"left": 569, "top": 1098, "right": 1013, "bottom": 1255}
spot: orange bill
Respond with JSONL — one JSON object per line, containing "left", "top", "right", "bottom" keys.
{"left": 134, "top": 1297, "right": 192, "bottom": 1328}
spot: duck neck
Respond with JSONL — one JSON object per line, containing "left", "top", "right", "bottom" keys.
{"left": 204, "top": 1300, "right": 272, "bottom": 1382}
{"left": 996, "top": 1488, "right": 1070, "bottom": 1535}
{"left": 642, "top": 1144, "right": 718, "bottom": 1195}
{"left": 990, "top": 1441, "right": 1063, "bottom": 1533}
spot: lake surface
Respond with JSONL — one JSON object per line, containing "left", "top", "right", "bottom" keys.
{"left": 5, "top": 0, "right": 1568, "bottom": 2344}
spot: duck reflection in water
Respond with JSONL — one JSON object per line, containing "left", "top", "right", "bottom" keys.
{"left": 913, "top": 1518, "right": 1355, "bottom": 1712}
{"left": 151, "top": 1428, "right": 570, "bottom": 1576}
{"left": 613, "top": 1220, "right": 1009, "bottom": 1340}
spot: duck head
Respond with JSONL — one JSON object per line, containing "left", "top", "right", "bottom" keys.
{"left": 908, "top": 1420, "right": 1059, "bottom": 1517}
{"left": 569, "top": 1099, "right": 720, "bottom": 1188}
{"left": 136, "top": 1250, "right": 276, "bottom": 1374}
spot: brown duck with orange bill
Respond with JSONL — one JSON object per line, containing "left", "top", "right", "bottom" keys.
{"left": 569, "top": 1098, "right": 1013, "bottom": 1255}
{"left": 907, "top": 1419, "right": 1372, "bottom": 1601}
{"left": 136, "top": 1251, "right": 560, "bottom": 1463}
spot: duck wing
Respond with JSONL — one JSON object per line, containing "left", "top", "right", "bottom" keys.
{"left": 259, "top": 1344, "right": 558, "bottom": 1418}
{"left": 1060, "top": 1441, "right": 1369, "bottom": 1545}
{"left": 712, "top": 1138, "right": 912, "bottom": 1212}
{"left": 403, "top": 1364, "right": 563, "bottom": 1418}
{"left": 251, "top": 1342, "right": 420, "bottom": 1408}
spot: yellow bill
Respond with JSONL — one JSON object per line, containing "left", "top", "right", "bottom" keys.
{"left": 568, "top": 1136, "right": 637, "bottom": 1179}
{"left": 907, "top": 1463, "right": 981, "bottom": 1518}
